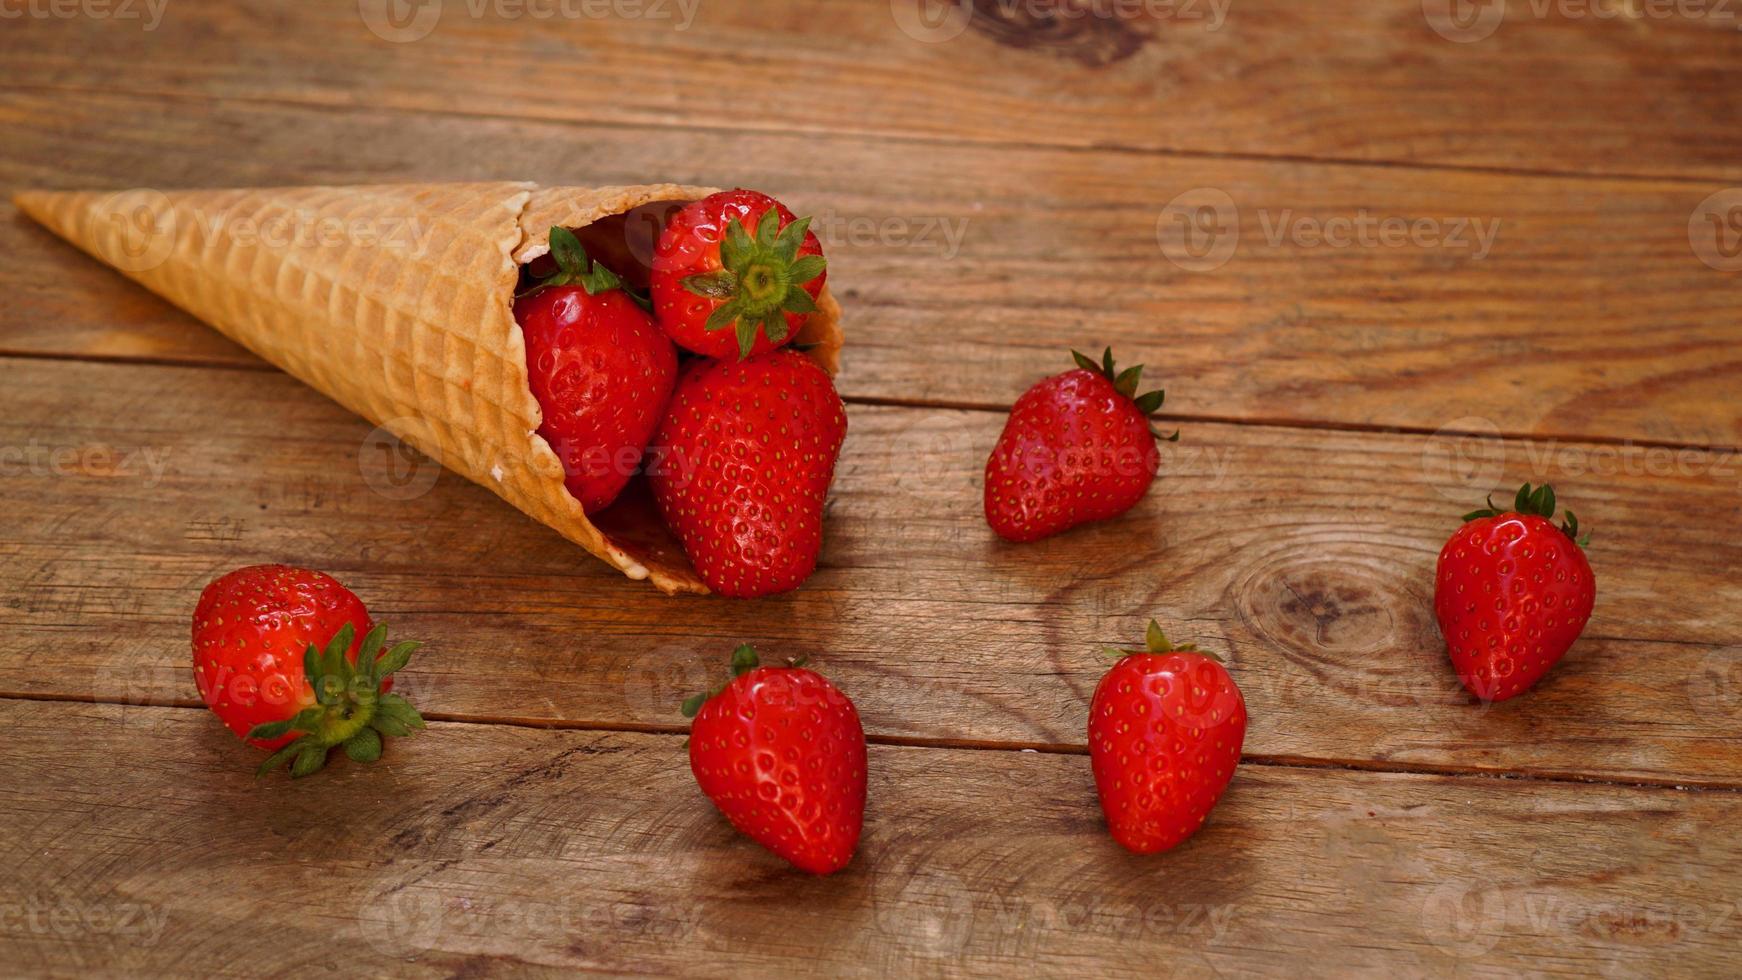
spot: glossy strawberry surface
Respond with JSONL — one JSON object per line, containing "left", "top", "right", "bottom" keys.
{"left": 1089, "top": 646, "right": 1246, "bottom": 854}
{"left": 688, "top": 663, "right": 866, "bottom": 874}
{"left": 648, "top": 350, "right": 847, "bottom": 597}
{"left": 651, "top": 189, "right": 827, "bottom": 360}
{"left": 192, "top": 564, "right": 374, "bottom": 749}
{"left": 1435, "top": 512, "right": 1595, "bottom": 702}
{"left": 985, "top": 366, "right": 1161, "bottom": 542}
{"left": 515, "top": 284, "right": 677, "bottom": 514}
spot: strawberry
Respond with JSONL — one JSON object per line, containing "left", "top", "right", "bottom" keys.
{"left": 1435, "top": 482, "right": 1596, "bottom": 702}
{"left": 651, "top": 189, "right": 828, "bottom": 360}
{"left": 647, "top": 349, "right": 847, "bottom": 597}
{"left": 682, "top": 645, "right": 866, "bottom": 875}
{"left": 1089, "top": 621, "right": 1247, "bottom": 855}
{"left": 984, "top": 348, "right": 1177, "bottom": 543}
{"left": 192, "top": 564, "right": 426, "bottom": 778}
{"left": 516, "top": 226, "right": 678, "bottom": 514}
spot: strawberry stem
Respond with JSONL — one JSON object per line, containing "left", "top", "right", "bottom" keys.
{"left": 1070, "top": 347, "right": 1180, "bottom": 442}
{"left": 682, "top": 209, "right": 826, "bottom": 358}
{"left": 519, "top": 226, "right": 652, "bottom": 311}
{"left": 250, "top": 622, "right": 426, "bottom": 778}
{"left": 680, "top": 644, "right": 764, "bottom": 719}
{"left": 1461, "top": 482, "right": 1591, "bottom": 547}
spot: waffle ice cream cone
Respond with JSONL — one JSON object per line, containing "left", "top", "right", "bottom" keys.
{"left": 14, "top": 182, "right": 845, "bottom": 595}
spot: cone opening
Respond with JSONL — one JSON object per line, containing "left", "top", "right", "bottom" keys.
{"left": 508, "top": 197, "right": 842, "bottom": 597}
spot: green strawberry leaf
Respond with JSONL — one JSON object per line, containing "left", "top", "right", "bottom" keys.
{"left": 290, "top": 744, "right": 329, "bottom": 778}
{"left": 344, "top": 728, "right": 383, "bottom": 763}
{"left": 682, "top": 270, "right": 738, "bottom": 300}
{"left": 730, "top": 644, "right": 761, "bottom": 677}
{"left": 373, "top": 640, "right": 421, "bottom": 685}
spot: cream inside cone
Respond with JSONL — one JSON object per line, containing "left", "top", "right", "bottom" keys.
{"left": 12, "top": 182, "right": 845, "bottom": 596}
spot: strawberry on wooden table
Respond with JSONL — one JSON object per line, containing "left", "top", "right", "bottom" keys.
{"left": 1435, "top": 483, "right": 1596, "bottom": 702}
{"left": 515, "top": 226, "right": 678, "bottom": 514}
{"left": 1089, "top": 621, "right": 1247, "bottom": 855}
{"left": 192, "top": 564, "right": 427, "bottom": 778}
{"left": 651, "top": 189, "right": 828, "bottom": 359}
{"left": 683, "top": 645, "right": 867, "bottom": 875}
{"left": 648, "top": 348, "right": 848, "bottom": 598}
{"left": 985, "top": 348, "right": 1177, "bottom": 543}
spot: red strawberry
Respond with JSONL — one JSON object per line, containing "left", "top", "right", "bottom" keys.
{"left": 647, "top": 349, "right": 847, "bottom": 597}
{"left": 984, "top": 348, "right": 1177, "bottom": 543}
{"left": 1435, "top": 483, "right": 1596, "bottom": 702}
{"left": 192, "top": 564, "right": 426, "bottom": 777}
{"left": 516, "top": 226, "right": 677, "bottom": 514}
{"left": 683, "top": 645, "right": 866, "bottom": 875}
{"left": 651, "top": 189, "right": 827, "bottom": 360}
{"left": 1089, "top": 622, "right": 1247, "bottom": 855}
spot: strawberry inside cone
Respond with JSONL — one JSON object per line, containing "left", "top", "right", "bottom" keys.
{"left": 514, "top": 193, "right": 845, "bottom": 598}
{"left": 514, "top": 227, "right": 677, "bottom": 515}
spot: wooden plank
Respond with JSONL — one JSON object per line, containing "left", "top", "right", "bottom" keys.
{"left": 3, "top": 699, "right": 1738, "bottom": 977}
{"left": 2, "top": 357, "right": 1739, "bottom": 784}
{"left": 5, "top": 93, "right": 1740, "bottom": 448}
{"left": 5, "top": 1, "right": 1741, "bottom": 179}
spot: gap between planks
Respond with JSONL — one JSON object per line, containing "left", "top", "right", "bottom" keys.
{"left": 3, "top": 689, "right": 1737, "bottom": 795}
{"left": 5, "top": 81, "right": 1733, "bottom": 190}
{"left": 6, "top": 349, "right": 1739, "bottom": 456}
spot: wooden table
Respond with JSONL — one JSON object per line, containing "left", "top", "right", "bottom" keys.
{"left": 4, "top": 2, "right": 1740, "bottom": 975}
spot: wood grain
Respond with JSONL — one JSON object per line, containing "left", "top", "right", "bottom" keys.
{"left": 5, "top": 92, "right": 1741, "bottom": 447}
{"left": 3, "top": 699, "right": 1738, "bottom": 977}
{"left": 3, "top": 357, "right": 1738, "bottom": 784}
{"left": 5, "top": 0, "right": 1741, "bottom": 180}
